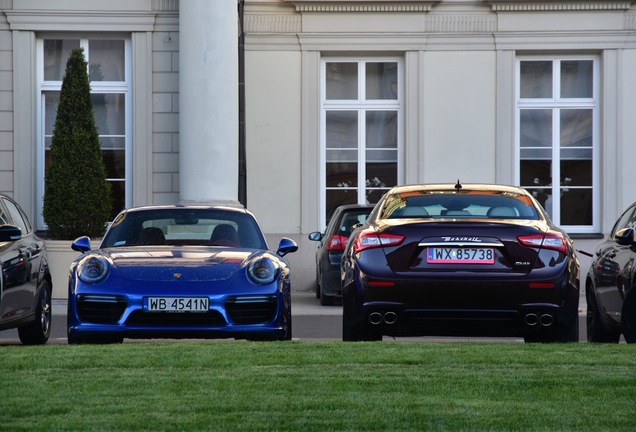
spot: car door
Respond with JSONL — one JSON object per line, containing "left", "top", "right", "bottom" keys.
{"left": 0, "top": 197, "right": 42, "bottom": 323}
{"left": 594, "top": 204, "right": 636, "bottom": 326}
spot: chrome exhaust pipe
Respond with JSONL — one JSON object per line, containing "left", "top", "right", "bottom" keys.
{"left": 369, "top": 312, "right": 383, "bottom": 325}
{"left": 539, "top": 314, "right": 554, "bottom": 327}
{"left": 524, "top": 313, "right": 539, "bottom": 326}
{"left": 384, "top": 311, "right": 398, "bottom": 325}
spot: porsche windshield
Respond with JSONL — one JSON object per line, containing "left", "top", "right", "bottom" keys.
{"left": 101, "top": 208, "right": 268, "bottom": 249}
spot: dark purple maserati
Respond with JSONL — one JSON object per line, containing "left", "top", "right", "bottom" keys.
{"left": 341, "top": 182, "right": 580, "bottom": 343}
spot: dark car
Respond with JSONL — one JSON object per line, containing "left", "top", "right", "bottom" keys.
{"left": 586, "top": 203, "right": 636, "bottom": 343}
{"left": 67, "top": 205, "right": 298, "bottom": 344}
{"left": 309, "top": 204, "right": 374, "bottom": 305}
{"left": 0, "top": 194, "right": 52, "bottom": 345}
{"left": 340, "top": 182, "right": 580, "bottom": 343}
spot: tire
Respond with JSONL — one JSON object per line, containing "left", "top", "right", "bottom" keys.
{"left": 621, "top": 289, "right": 636, "bottom": 344}
{"left": 319, "top": 273, "right": 341, "bottom": 306}
{"left": 18, "top": 281, "right": 52, "bottom": 345}
{"left": 319, "top": 285, "right": 336, "bottom": 306}
{"left": 587, "top": 288, "right": 620, "bottom": 343}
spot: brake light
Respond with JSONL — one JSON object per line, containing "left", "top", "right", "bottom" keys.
{"left": 518, "top": 232, "right": 568, "bottom": 254}
{"left": 327, "top": 234, "right": 348, "bottom": 252}
{"left": 354, "top": 230, "right": 405, "bottom": 253}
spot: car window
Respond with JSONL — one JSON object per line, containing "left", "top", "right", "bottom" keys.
{"left": 338, "top": 211, "right": 371, "bottom": 235}
{"left": 0, "top": 200, "right": 9, "bottom": 225}
{"left": 3, "top": 198, "right": 30, "bottom": 234}
{"left": 101, "top": 208, "right": 268, "bottom": 249}
{"left": 382, "top": 192, "right": 539, "bottom": 220}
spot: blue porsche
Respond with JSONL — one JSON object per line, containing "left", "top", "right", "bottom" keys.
{"left": 67, "top": 205, "right": 297, "bottom": 343}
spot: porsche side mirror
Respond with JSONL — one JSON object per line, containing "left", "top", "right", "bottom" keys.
{"left": 71, "top": 236, "right": 92, "bottom": 253}
{"left": 277, "top": 237, "right": 298, "bottom": 257}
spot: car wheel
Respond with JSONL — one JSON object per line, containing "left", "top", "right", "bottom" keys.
{"left": 320, "top": 289, "right": 336, "bottom": 307}
{"left": 315, "top": 270, "right": 321, "bottom": 299}
{"left": 587, "top": 288, "right": 620, "bottom": 343}
{"left": 18, "top": 281, "right": 52, "bottom": 345}
{"left": 315, "top": 271, "right": 334, "bottom": 305}
{"left": 621, "top": 289, "right": 636, "bottom": 343}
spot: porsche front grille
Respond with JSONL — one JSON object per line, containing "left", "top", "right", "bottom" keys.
{"left": 77, "top": 295, "right": 127, "bottom": 324}
{"left": 126, "top": 310, "right": 226, "bottom": 326}
{"left": 226, "top": 295, "right": 278, "bottom": 324}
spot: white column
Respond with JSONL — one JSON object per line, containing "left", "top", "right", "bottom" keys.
{"left": 179, "top": 0, "right": 239, "bottom": 206}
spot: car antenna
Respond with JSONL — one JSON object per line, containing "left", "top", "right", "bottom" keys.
{"left": 454, "top": 179, "right": 462, "bottom": 193}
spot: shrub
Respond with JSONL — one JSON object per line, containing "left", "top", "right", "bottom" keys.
{"left": 43, "top": 48, "right": 112, "bottom": 239}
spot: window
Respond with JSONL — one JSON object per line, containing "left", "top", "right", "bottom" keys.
{"left": 321, "top": 58, "right": 402, "bottom": 225}
{"left": 38, "top": 37, "right": 131, "bottom": 228}
{"left": 516, "top": 56, "right": 599, "bottom": 233}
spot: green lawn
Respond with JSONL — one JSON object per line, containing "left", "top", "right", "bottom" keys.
{"left": 1, "top": 341, "right": 635, "bottom": 431}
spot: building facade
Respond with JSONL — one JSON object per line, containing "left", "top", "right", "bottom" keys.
{"left": 1, "top": 0, "right": 635, "bottom": 297}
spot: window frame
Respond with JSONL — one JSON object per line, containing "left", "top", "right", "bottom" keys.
{"left": 320, "top": 57, "right": 404, "bottom": 228}
{"left": 35, "top": 35, "right": 132, "bottom": 230}
{"left": 515, "top": 55, "right": 600, "bottom": 234}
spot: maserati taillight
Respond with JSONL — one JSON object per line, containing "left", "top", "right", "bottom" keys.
{"left": 354, "top": 230, "right": 405, "bottom": 253}
{"left": 518, "top": 232, "right": 568, "bottom": 254}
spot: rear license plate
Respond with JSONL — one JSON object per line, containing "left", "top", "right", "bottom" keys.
{"left": 427, "top": 247, "right": 495, "bottom": 264}
{"left": 144, "top": 297, "right": 209, "bottom": 312}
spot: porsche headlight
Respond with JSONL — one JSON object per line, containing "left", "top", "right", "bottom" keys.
{"left": 247, "top": 257, "right": 280, "bottom": 285}
{"left": 77, "top": 254, "right": 110, "bottom": 284}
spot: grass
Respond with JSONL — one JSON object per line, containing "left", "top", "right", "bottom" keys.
{"left": 1, "top": 341, "right": 635, "bottom": 431}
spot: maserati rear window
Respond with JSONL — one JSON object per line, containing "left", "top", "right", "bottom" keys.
{"left": 382, "top": 191, "right": 540, "bottom": 220}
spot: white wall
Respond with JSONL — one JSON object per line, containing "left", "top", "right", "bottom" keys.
{"left": 618, "top": 48, "right": 636, "bottom": 222}
{"left": 422, "top": 51, "right": 497, "bottom": 183}
{"left": 245, "top": 50, "right": 302, "bottom": 234}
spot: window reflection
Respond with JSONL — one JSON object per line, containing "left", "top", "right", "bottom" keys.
{"left": 44, "top": 40, "right": 80, "bottom": 81}
{"left": 89, "top": 40, "right": 125, "bottom": 81}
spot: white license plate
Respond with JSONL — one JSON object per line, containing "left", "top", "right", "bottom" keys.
{"left": 144, "top": 297, "right": 209, "bottom": 312}
{"left": 427, "top": 247, "right": 495, "bottom": 264}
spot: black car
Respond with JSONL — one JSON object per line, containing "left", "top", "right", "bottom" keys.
{"left": 0, "top": 194, "right": 52, "bottom": 344}
{"left": 586, "top": 203, "right": 636, "bottom": 343}
{"left": 309, "top": 204, "right": 374, "bottom": 305}
{"left": 340, "top": 182, "right": 580, "bottom": 343}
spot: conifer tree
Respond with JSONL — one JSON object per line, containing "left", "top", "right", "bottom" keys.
{"left": 43, "top": 48, "right": 112, "bottom": 239}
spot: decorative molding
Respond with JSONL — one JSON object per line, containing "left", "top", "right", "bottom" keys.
{"left": 152, "top": 0, "right": 178, "bottom": 12}
{"left": 0, "top": 0, "right": 12, "bottom": 10}
{"left": 488, "top": 1, "right": 633, "bottom": 12}
{"left": 627, "top": 13, "right": 636, "bottom": 30}
{"left": 424, "top": 14, "right": 497, "bottom": 32}
{"left": 5, "top": 12, "right": 156, "bottom": 32}
{"left": 287, "top": 0, "right": 437, "bottom": 13}
{"left": 244, "top": 14, "right": 301, "bottom": 33}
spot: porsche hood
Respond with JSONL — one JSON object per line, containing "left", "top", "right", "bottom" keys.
{"left": 102, "top": 247, "right": 260, "bottom": 282}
